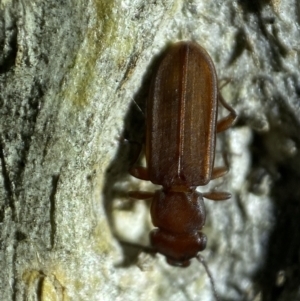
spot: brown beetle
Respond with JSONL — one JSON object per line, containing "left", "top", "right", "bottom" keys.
{"left": 129, "top": 41, "right": 237, "bottom": 267}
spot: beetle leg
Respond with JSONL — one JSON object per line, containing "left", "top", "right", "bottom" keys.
{"left": 117, "top": 239, "right": 157, "bottom": 268}
{"left": 212, "top": 151, "right": 230, "bottom": 179}
{"left": 130, "top": 166, "right": 150, "bottom": 181}
{"left": 216, "top": 94, "right": 237, "bottom": 133}
{"left": 218, "top": 77, "right": 232, "bottom": 90}
{"left": 128, "top": 190, "right": 155, "bottom": 200}
{"left": 202, "top": 191, "right": 231, "bottom": 201}
{"left": 119, "top": 239, "right": 156, "bottom": 253}
{"left": 211, "top": 167, "right": 228, "bottom": 179}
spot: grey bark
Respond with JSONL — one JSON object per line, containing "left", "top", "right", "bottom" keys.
{"left": 0, "top": 0, "right": 299, "bottom": 300}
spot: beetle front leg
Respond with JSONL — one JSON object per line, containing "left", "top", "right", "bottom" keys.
{"left": 216, "top": 94, "right": 237, "bottom": 133}
{"left": 202, "top": 191, "right": 231, "bottom": 201}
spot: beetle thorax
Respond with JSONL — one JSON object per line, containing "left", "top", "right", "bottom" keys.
{"left": 149, "top": 190, "right": 207, "bottom": 266}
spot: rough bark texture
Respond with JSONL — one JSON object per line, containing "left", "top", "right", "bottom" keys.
{"left": 0, "top": 0, "right": 299, "bottom": 300}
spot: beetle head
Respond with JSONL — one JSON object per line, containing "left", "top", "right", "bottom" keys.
{"left": 150, "top": 229, "right": 207, "bottom": 267}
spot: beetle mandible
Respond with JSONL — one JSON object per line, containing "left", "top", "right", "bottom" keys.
{"left": 129, "top": 41, "right": 237, "bottom": 267}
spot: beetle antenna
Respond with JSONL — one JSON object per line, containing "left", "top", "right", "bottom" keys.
{"left": 131, "top": 98, "right": 145, "bottom": 116}
{"left": 196, "top": 254, "right": 220, "bottom": 301}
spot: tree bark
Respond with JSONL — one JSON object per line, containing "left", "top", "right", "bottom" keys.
{"left": 0, "top": 1, "right": 300, "bottom": 300}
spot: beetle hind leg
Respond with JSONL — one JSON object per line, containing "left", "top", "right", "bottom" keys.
{"left": 212, "top": 151, "right": 230, "bottom": 180}
{"left": 211, "top": 166, "right": 228, "bottom": 180}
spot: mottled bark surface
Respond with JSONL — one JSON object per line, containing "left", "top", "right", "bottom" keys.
{"left": 0, "top": 0, "right": 299, "bottom": 300}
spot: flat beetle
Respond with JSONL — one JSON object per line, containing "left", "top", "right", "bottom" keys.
{"left": 129, "top": 41, "right": 237, "bottom": 267}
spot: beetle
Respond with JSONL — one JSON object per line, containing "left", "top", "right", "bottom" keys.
{"left": 128, "top": 41, "right": 237, "bottom": 267}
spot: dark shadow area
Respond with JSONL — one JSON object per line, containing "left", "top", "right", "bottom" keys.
{"left": 249, "top": 109, "right": 300, "bottom": 300}
{"left": 102, "top": 88, "right": 147, "bottom": 267}
{"left": 238, "top": 0, "right": 272, "bottom": 14}
{"left": 226, "top": 28, "right": 253, "bottom": 67}
{"left": 102, "top": 44, "right": 173, "bottom": 267}
{"left": 0, "top": 17, "right": 18, "bottom": 74}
